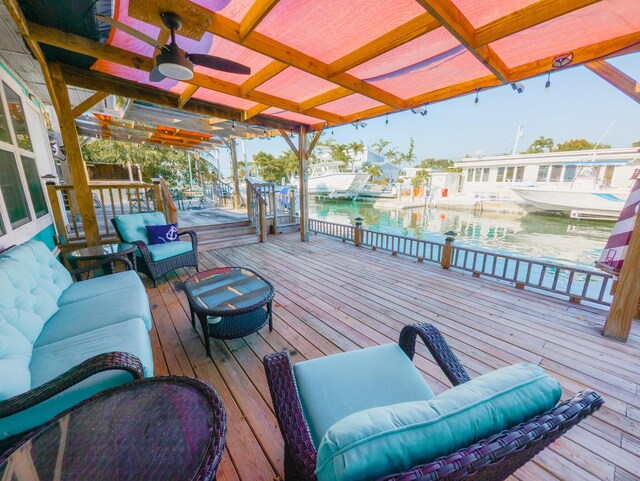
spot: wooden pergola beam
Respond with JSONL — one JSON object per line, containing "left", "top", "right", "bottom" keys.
{"left": 209, "top": 14, "right": 405, "bottom": 109}
{"left": 243, "top": 103, "right": 270, "bottom": 121}
{"left": 239, "top": 60, "right": 287, "bottom": 95}
{"left": 585, "top": 60, "right": 640, "bottom": 104}
{"left": 238, "top": 0, "right": 280, "bottom": 41}
{"left": 299, "top": 87, "right": 352, "bottom": 112}
{"left": 474, "top": 0, "right": 602, "bottom": 47}
{"left": 60, "top": 64, "right": 303, "bottom": 131}
{"left": 70, "top": 91, "right": 109, "bottom": 118}
{"left": 415, "top": 0, "right": 509, "bottom": 82}
{"left": 178, "top": 85, "right": 200, "bottom": 108}
{"left": 327, "top": 12, "right": 440, "bottom": 76}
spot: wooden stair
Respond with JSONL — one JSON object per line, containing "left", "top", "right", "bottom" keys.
{"left": 183, "top": 221, "right": 260, "bottom": 250}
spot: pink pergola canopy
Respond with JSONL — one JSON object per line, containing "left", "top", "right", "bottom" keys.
{"left": 86, "top": 0, "right": 640, "bottom": 129}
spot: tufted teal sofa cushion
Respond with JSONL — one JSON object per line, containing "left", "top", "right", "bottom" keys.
{"left": 0, "top": 319, "right": 33, "bottom": 400}
{"left": 1, "top": 240, "right": 72, "bottom": 302}
{"left": 115, "top": 212, "right": 166, "bottom": 244}
{"left": 315, "top": 363, "right": 562, "bottom": 481}
{"left": 0, "top": 258, "right": 58, "bottom": 343}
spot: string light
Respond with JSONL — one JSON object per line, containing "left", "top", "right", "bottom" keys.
{"left": 474, "top": 89, "right": 480, "bottom": 105}
{"left": 545, "top": 72, "right": 551, "bottom": 91}
{"left": 385, "top": 114, "right": 389, "bottom": 125}
{"left": 231, "top": 121, "right": 236, "bottom": 130}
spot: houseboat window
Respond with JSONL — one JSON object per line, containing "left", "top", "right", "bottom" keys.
{"left": 563, "top": 165, "right": 577, "bottom": 182}
{"left": 474, "top": 168, "right": 482, "bottom": 182}
{"left": 21, "top": 155, "right": 48, "bottom": 218}
{"left": 515, "top": 166, "right": 524, "bottom": 182}
{"left": 603, "top": 166, "right": 615, "bottom": 186}
{"left": 550, "top": 165, "right": 562, "bottom": 182}
{"left": 482, "top": 168, "right": 490, "bottom": 182}
{"left": 506, "top": 166, "right": 515, "bottom": 182}
{"left": 3, "top": 83, "right": 33, "bottom": 151}
{"left": 0, "top": 149, "right": 31, "bottom": 229}
{"left": 537, "top": 165, "right": 549, "bottom": 182}
{"left": 496, "top": 167, "right": 505, "bottom": 182}
{"left": 467, "top": 169, "right": 473, "bottom": 182}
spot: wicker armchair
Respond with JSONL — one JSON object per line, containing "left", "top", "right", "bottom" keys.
{"left": 263, "top": 323, "right": 604, "bottom": 481}
{"left": 111, "top": 215, "right": 199, "bottom": 286}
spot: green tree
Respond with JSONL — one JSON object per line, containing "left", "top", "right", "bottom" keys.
{"left": 362, "top": 160, "right": 383, "bottom": 180}
{"left": 346, "top": 140, "right": 364, "bottom": 171}
{"left": 397, "top": 137, "right": 416, "bottom": 166}
{"left": 526, "top": 136, "right": 554, "bottom": 153}
{"left": 555, "top": 138, "right": 611, "bottom": 151}
{"left": 371, "top": 138, "right": 391, "bottom": 154}
{"left": 412, "top": 169, "right": 430, "bottom": 189}
{"left": 632, "top": 140, "right": 640, "bottom": 147}
{"left": 385, "top": 146, "right": 399, "bottom": 164}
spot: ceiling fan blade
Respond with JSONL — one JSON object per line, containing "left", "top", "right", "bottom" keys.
{"left": 149, "top": 66, "right": 166, "bottom": 82}
{"left": 96, "top": 15, "right": 166, "bottom": 50}
{"left": 187, "top": 54, "right": 251, "bottom": 75}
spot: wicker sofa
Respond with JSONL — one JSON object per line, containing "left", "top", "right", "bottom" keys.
{"left": 111, "top": 212, "right": 198, "bottom": 286}
{"left": 264, "top": 323, "right": 603, "bottom": 481}
{"left": 0, "top": 240, "right": 154, "bottom": 444}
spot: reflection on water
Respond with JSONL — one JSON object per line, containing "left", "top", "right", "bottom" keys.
{"left": 309, "top": 199, "right": 614, "bottom": 270}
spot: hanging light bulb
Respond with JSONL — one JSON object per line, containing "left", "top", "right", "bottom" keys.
{"left": 231, "top": 121, "right": 236, "bottom": 130}
{"left": 474, "top": 89, "right": 480, "bottom": 105}
{"left": 545, "top": 72, "right": 551, "bottom": 91}
{"left": 385, "top": 114, "right": 389, "bottom": 125}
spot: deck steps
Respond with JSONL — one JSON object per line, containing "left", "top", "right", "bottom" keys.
{"left": 183, "top": 221, "right": 260, "bottom": 250}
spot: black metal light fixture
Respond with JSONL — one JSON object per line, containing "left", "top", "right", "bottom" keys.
{"left": 511, "top": 82, "right": 525, "bottom": 94}
{"left": 474, "top": 89, "right": 480, "bottom": 105}
{"left": 545, "top": 72, "right": 551, "bottom": 90}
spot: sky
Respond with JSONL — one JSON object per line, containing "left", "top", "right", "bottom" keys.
{"left": 213, "top": 53, "right": 640, "bottom": 176}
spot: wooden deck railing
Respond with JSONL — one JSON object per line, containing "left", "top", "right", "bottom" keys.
{"left": 246, "top": 179, "right": 270, "bottom": 242}
{"left": 246, "top": 180, "right": 299, "bottom": 240}
{"left": 152, "top": 178, "right": 177, "bottom": 225}
{"left": 309, "top": 218, "right": 614, "bottom": 306}
{"left": 46, "top": 181, "right": 164, "bottom": 246}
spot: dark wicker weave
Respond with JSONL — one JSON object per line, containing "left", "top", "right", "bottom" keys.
{"left": 0, "top": 376, "right": 227, "bottom": 481}
{"left": 111, "top": 218, "right": 199, "bottom": 286}
{"left": 263, "top": 322, "right": 604, "bottom": 481}
{"left": 183, "top": 267, "right": 275, "bottom": 355}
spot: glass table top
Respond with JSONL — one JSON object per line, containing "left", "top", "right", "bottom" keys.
{"left": 184, "top": 267, "right": 273, "bottom": 313}
{"left": 67, "top": 243, "right": 135, "bottom": 259}
{"left": 0, "top": 380, "right": 218, "bottom": 481}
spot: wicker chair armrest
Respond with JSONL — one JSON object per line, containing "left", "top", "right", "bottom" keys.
{"left": 131, "top": 240, "right": 152, "bottom": 262}
{"left": 381, "top": 390, "right": 604, "bottom": 481}
{"left": 0, "top": 352, "right": 144, "bottom": 419}
{"left": 68, "top": 256, "right": 133, "bottom": 277}
{"left": 399, "top": 323, "right": 470, "bottom": 386}
{"left": 263, "top": 350, "right": 318, "bottom": 480}
{"left": 178, "top": 230, "right": 199, "bottom": 249}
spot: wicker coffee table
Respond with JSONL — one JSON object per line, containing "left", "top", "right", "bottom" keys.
{"left": 0, "top": 376, "right": 226, "bottom": 481}
{"left": 183, "top": 267, "right": 275, "bottom": 355}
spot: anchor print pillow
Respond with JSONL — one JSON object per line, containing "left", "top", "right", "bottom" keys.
{"left": 146, "top": 223, "right": 179, "bottom": 244}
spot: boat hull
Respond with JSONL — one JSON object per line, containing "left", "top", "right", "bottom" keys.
{"left": 511, "top": 187, "right": 628, "bottom": 218}
{"left": 306, "top": 172, "right": 370, "bottom": 197}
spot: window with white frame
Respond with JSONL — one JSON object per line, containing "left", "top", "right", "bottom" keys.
{"left": 0, "top": 79, "right": 49, "bottom": 238}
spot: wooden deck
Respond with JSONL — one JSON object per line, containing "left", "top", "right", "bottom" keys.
{"left": 145, "top": 232, "right": 640, "bottom": 481}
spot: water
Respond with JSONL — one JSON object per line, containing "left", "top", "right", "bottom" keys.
{"left": 309, "top": 198, "right": 615, "bottom": 271}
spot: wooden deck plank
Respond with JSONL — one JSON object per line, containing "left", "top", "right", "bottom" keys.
{"left": 144, "top": 232, "right": 640, "bottom": 481}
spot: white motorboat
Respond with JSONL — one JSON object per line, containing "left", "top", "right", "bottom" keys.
{"left": 511, "top": 164, "right": 631, "bottom": 220}
{"left": 295, "top": 162, "right": 370, "bottom": 198}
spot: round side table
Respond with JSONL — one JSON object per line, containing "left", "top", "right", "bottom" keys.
{"left": 66, "top": 243, "right": 137, "bottom": 280}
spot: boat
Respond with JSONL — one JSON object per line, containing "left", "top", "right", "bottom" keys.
{"left": 511, "top": 163, "right": 631, "bottom": 220}
{"left": 359, "top": 184, "right": 396, "bottom": 199}
{"left": 295, "top": 161, "right": 370, "bottom": 198}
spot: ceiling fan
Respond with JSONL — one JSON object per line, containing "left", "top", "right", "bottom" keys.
{"left": 96, "top": 12, "right": 251, "bottom": 82}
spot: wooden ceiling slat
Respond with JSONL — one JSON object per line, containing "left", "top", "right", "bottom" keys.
{"left": 238, "top": 0, "right": 280, "bottom": 42}
{"left": 243, "top": 103, "right": 270, "bottom": 121}
{"left": 415, "top": 0, "right": 509, "bottom": 82}
{"left": 328, "top": 12, "right": 441, "bottom": 76}
{"left": 178, "top": 85, "right": 200, "bottom": 108}
{"left": 299, "top": 87, "right": 352, "bottom": 112}
{"left": 71, "top": 91, "right": 109, "bottom": 117}
{"left": 239, "top": 60, "right": 288, "bottom": 95}
{"left": 473, "top": 0, "right": 602, "bottom": 47}
{"left": 585, "top": 60, "right": 640, "bottom": 104}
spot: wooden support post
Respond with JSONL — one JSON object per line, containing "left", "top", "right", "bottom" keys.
{"left": 354, "top": 217, "right": 363, "bottom": 246}
{"left": 298, "top": 126, "right": 310, "bottom": 242}
{"left": 246, "top": 180, "right": 252, "bottom": 219}
{"left": 46, "top": 182, "right": 68, "bottom": 245}
{"left": 152, "top": 181, "right": 164, "bottom": 216}
{"left": 259, "top": 200, "right": 267, "bottom": 243}
{"left": 227, "top": 139, "right": 242, "bottom": 209}
{"left": 603, "top": 212, "right": 640, "bottom": 341}
{"left": 48, "top": 62, "right": 100, "bottom": 245}
{"left": 289, "top": 188, "right": 296, "bottom": 218}
{"left": 441, "top": 231, "right": 457, "bottom": 270}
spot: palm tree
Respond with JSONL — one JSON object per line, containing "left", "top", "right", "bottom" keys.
{"left": 526, "top": 136, "right": 554, "bottom": 153}
{"left": 347, "top": 141, "right": 364, "bottom": 171}
{"left": 371, "top": 138, "right": 391, "bottom": 154}
{"left": 385, "top": 146, "right": 399, "bottom": 164}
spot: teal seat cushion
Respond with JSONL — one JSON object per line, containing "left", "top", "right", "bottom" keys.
{"left": 294, "top": 344, "right": 435, "bottom": 447}
{"left": 0, "top": 318, "right": 153, "bottom": 440}
{"left": 35, "top": 287, "right": 152, "bottom": 347}
{"left": 147, "top": 241, "right": 193, "bottom": 261}
{"left": 115, "top": 212, "right": 166, "bottom": 244}
{"left": 0, "top": 258, "right": 58, "bottom": 343}
{"left": 58, "top": 271, "right": 144, "bottom": 305}
{"left": 315, "top": 363, "right": 562, "bottom": 481}
{"left": 0, "top": 320, "right": 33, "bottom": 401}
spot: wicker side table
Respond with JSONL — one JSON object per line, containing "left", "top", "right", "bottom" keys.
{"left": 66, "top": 243, "right": 137, "bottom": 280}
{"left": 0, "top": 377, "right": 226, "bottom": 481}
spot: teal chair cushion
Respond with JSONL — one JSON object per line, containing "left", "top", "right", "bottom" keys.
{"left": 294, "top": 344, "right": 435, "bottom": 447}
{"left": 0, "top": 258, "right": 58, "bottom": 343}
{"left": 0, "top": 320, "right": 33, "bottom": 400}
{"left": 146, "top": 241, "right": 193, "bottom": 261}
{"left": 315, "top": 363, "right": 562, "bottom": 481}
{"left": 0, "top": 318, "right": 153, "bottom": 440}
{"left": 115, "top": 212, "right": 166, "bottom": 244}
{"left": 0, "top": 240, "right": 72, "bottom": 302}
{"left": 57, "top": 271, "right": 144, "bottom": 306}
{"left": 35, "top": 287, "right": 152, "bottom": 347}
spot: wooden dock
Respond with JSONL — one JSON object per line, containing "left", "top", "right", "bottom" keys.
{"left": 146, "top": 232, "right": 640, "bottom": 481}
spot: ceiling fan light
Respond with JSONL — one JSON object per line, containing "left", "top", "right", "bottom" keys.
{"left": 156, "top": 44, "right": 194, "bottom": 80}
{"left": 158, "top": 61, "right": 193, "bottom": 80}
